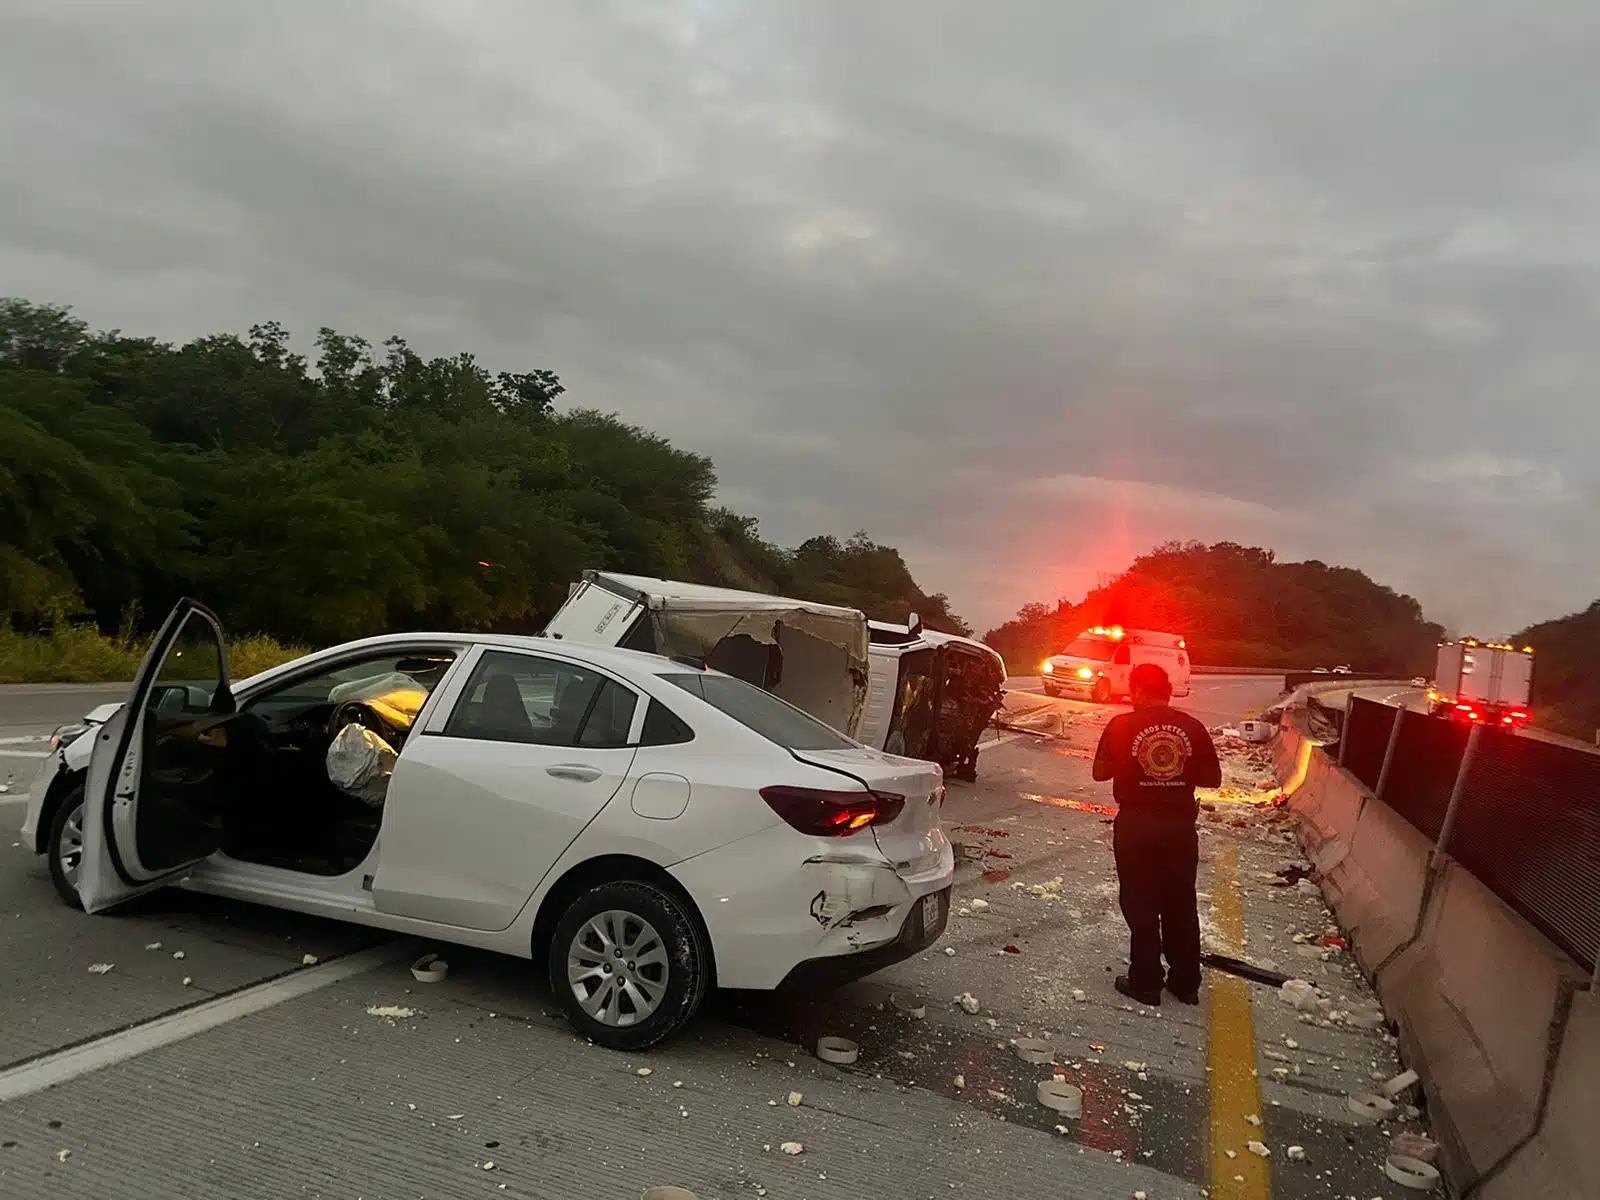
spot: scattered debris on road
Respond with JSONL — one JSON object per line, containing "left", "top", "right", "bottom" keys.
{"left": 779, "top": 1142, "right": 804, "bottom": 1156}
{"left": 815, "top": 1036, "right": 858, "bottom": 1065}
{"left": 365, "top": 1005, "right": 417, "bottom": 1021}
{"left": 86, "top": 963, "right": 113, "bottom": 974}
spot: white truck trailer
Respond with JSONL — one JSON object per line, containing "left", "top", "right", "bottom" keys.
{"left": 1429, "top": 639, "right": 1534, "bottom": 727}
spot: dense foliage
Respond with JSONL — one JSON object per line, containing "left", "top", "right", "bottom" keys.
{"left": 1516, "top": 602, "right": 1600, "bottom": 740}
{"left": 1, "top": 299, "right": 965, "bottom": 652}
{"left": 984, "top": 541, "right": 1445, "bottom": 674}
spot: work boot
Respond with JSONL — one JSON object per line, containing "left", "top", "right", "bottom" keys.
{"left": 1164, "top": 983, "right": 1200, "bottom": 1006}
{"left": 1114, "top": 975, "right": 1162, "bottom": 1007}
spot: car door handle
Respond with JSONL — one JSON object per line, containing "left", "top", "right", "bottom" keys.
{"left": 546, "top": 763, "right": 603, "bottom": 782}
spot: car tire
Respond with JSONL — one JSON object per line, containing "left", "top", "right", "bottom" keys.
{"left": 549, "top": 878, "right": 709, "bottom": 1051}
{"left": 1091, "top": 677, "right": 1112, "bottom": 704}
{"left": 46, "top": 783, "right": 87, "bottom": 911}
{"left": 1041, "top": 681, "right": 1057, "bottom": 697}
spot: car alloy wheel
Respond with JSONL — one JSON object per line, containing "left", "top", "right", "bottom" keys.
{"left": 549, "top": 878, "right": 708, "bottom": 1050}
{"left": 567, "top": 909, "right": 670, "bottom": 1026}
{"left": 47, "top": 784, "right": 87, "bottom": 910}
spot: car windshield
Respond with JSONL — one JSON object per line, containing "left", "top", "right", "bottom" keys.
{"left": 662, "top": 672, "right": 856, "bottom": 751}
{"left": 1063, "top": 636, "right": 1116, "bottom": 663}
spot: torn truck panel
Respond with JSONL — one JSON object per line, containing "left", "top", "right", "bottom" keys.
{"left": 864, "top": 621, "right": 1006, "bottom": 781}
{"left": 542, "top": 572, "right": 869, "bottom": 737}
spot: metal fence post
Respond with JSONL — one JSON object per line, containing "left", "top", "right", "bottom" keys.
{"left": 1430, "top": 722, "right": 1484, "bottom": 868}
{"left": 1373, "top": 705, "right": 1407, "bottom": 799}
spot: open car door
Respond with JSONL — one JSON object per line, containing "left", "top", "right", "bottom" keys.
{"left": 78, "top": 599, "right": 237, "bottom": 914}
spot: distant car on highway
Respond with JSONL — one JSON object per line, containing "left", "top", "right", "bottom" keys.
{"left": 1040, "top": 625, "right": 1191, "bottom": 703}
{"left": 1332, "top": 665, "right": 1352, "bottom": 674}
{"left": 20, "top": 599, "right": 952, "bottom": 1049}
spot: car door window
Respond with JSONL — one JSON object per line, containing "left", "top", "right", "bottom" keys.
{"left": 638, "top": 699, "right": 695, "bottom": 746}
{"left": 444, "top": 651, "right": 639, "bottom": 747}
{"left": 149, "top": 616, "right": 228, "bottom": 716}
{"left": 244, "top": 651, "right": 457, "bottom": 737}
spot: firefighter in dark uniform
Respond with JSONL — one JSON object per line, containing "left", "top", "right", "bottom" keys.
{"left": 1092, "top": 662, "right": 1221, "bottom": 1006}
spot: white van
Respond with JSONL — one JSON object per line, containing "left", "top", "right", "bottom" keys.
{"left": 542, "top": 571, "right": 870, "bottom": 738}
{"left": 859, "top": 620, "right": 1007, "bottom": 781}
{"left": 1041, "top": 625, "right": 1191, "bottom": 703}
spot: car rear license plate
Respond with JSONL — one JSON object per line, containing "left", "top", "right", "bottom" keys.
{"left": 921, "top": 892, "right": 941, "bottom": 930}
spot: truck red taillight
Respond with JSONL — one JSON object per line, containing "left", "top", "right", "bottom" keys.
{"left": 759, "top": 786, "right": 905, "bottom": 837}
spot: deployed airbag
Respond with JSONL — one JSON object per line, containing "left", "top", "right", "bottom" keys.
{"left": 326, "top": 723, "right": 397, "bottom": 808}
{"left": 327, "top": 672, "right": 428, "bottom": 731}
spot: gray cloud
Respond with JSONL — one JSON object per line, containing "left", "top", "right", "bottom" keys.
{"left": 2, "top": 0, "right": 1596, "bottom": 636}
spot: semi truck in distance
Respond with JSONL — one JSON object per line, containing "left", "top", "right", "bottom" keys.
{"left": 1428, "top": 639, "right": 1534, "bottom": 727}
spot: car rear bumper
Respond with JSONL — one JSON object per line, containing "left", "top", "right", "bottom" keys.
{"left": 775, "top": 885, "right": 950, "bottom": 992}
{"left": 670, "top": 823, "right": 954, "bottom": 991}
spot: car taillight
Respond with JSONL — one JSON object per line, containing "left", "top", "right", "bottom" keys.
{"left": 759, "top": 786, "right": 905, "bottom": 837}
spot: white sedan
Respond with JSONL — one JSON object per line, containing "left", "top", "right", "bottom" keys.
{"left": 21, "top": 600, "right": 952, "bottom": 1049}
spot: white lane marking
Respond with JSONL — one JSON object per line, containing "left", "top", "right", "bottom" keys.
{"left": 0, "top": 942, "right": 411, "bottom": 1103}
{"left": 0, "top": 750, "right": 47, "bottom": 759}
{"left": 0, "top": 736, "right": 49, "bottom": 745}
{"left": 0, "top": 795, "right": 27, "bottom": 808}
{"left": 978, "top": 732, "right": 1026, "bottom": 750}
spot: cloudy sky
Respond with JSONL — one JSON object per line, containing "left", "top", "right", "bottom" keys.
{"left": 3, "top": 1, "right": 1596, "bottom": 636}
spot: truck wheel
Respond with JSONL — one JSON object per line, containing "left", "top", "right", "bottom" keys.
{"left": 1091, "top": 678, "right": 1112, "bottom": 704}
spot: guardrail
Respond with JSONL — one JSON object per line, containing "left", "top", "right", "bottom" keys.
{"left": 1282, "top": 669, "right": 1415, "bottom": 690}
{"left": 1280, "top": 704, "right": 1599, "bottom": 1197}
{"left": 1340, "top": 696, "right": 1599, "bottom": 972}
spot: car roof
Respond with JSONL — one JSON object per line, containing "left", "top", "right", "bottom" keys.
{"left": 233, "top": 630, "right": 700, "bottom": 692}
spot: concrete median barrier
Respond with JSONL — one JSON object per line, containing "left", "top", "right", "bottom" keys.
{"left": 1474, "top": 989, "right": 1600, "bottom": 1200}
{"left": 1277, "top": 737, "right": 1597, "bottom": 1197}
{"left": 1378, "top": 858, "right": 1590, "bottom": 1191}
{"left": 1322, "top": 788, "right": 1433, "bottom": 976}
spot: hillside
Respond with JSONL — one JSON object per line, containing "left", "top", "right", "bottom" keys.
{"left": 1516, "top": 601, "right": 1600, "bottom": 740}
{"left": 984, "top": 541, "right": 1443, "bottom": 674}
{"left": 1, "top": 298, "right": 963, "bottom": 654}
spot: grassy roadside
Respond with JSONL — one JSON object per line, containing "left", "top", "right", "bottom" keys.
{"left": 0, "top": 624, "right": 307, "bottom": 684}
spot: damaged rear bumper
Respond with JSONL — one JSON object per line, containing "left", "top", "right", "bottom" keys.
{"left": 669, "top": 823, "right": 954, "bottom": 991}
{"left": 775, "top": 885, "right": 950, "bottom": 992}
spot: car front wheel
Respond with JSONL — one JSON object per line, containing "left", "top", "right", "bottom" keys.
{"left": 549, "top": 879, "right": 709, "bottom": 1050}
{"left": 47, "top": 784, "right": 87, "bottom": 911}
{"left": 1091, "top": 677, "right": 1112, "bottom": 704}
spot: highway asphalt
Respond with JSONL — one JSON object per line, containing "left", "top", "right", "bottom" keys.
{"left": 0, "top": 684, "right": 1433, "bottom": 1200}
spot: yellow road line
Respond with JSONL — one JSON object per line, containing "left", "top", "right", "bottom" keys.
{"left": 1207, "top": 839, "right": 1272, "bottom": 1199}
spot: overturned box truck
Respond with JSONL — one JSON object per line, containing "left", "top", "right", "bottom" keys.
{"left": 542, "top": 573, "right": 1006, "bottom": 779}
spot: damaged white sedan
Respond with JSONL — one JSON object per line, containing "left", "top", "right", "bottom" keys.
{"left": 21, "top": 599, "right": 952, "bottom": 1049}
